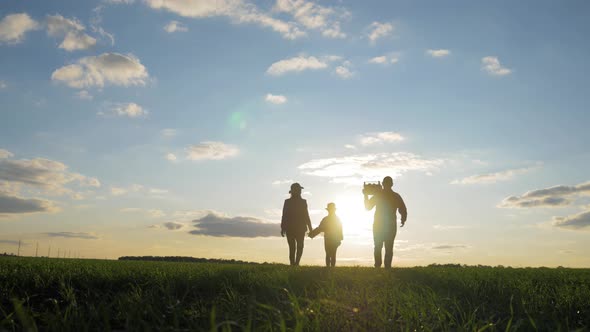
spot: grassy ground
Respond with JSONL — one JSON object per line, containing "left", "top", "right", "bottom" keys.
{"left": 0, "top": 257, "right": 589, "bottom": 331}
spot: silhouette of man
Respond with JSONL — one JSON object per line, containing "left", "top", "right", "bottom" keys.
{"left": 364, "top": 176, "right": 407, "bottom": 268}
{"left": 281, "top": 183, "right": 312, "bottom": 266}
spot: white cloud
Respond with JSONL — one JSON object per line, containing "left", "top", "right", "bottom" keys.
{"left": 186, "top": 141, "right": 239, "bottom": 161}
{"left": 368, "top": 55, "right": 399, "bottom": 65}
{"left": 334, "top": 65, "right": 353, "bottom": 79}
{"left": 433, "top": 225, "right": 468, "bottom": 230}
{"left": 266, "top": 55, "right": 329, "bottom": 76}
{"left": 0, "top": 81, "right": 7, "bottom": 89}
{"left": 148, "top": 209, "right": 166, "bottom": 218}
{"left": 75, "top": 90, "right": 93, "bottom": 100}
{"left": 145, "top": 0, "right": 305, "bottom": 40}
{"left": 51, "top": 53, "right": 149, "bottom": 89}
{"left": 0, "top": 13, "right": 40, "bottom": 44}
{"left": 359, "top": 132, "right": 404, "bottom": 145}
{"left": 553, "top": 210, "right": 590, "bottom": 230}
{"left": 452, "top": 167, "right": 536, "bottom": 185}
{"left": 265, "top": 93, "right": 287, "bottom": 105}
{"left": 165, "top": 153, "right": 177, "bottom": 161}
{"left": 274, "top": 0, "right": 348, "bottom": 39}
{"left": 271, "top": 179, "right": 293, "bottom": 185}
{"left": 344, "top": 144, "right": 356, "bottom": 150}
{"left": 46, "top": 15, "right": 96, "bottom": 51}
{"left": 109, "top": 103, "right": 147, "bottom": 118}
{"left": 481, "top": 56, "right": 511, "bottom": 76}
{"left": 0, "top": 149, "right": 14, "bottom": 159}
{"left": 160, "top": 128, "right": 178, "bottom": 137}
{"left": 163, "top": 20, "right": 188, "bottom": 33}
{"left": 366, "top": 21, "right": 393, "bottom": 44}
{"left": 499, "top": 181, "right": 590, "bottom": 208}
{"left": 299, "top": 152, "right": 443, "bottom": 184}
{"left": 426, "top": 49, "right": 451, "bottom": 58}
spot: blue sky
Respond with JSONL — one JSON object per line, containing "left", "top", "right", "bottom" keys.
{"left": 1, "top": 0, "right": 589, "bottom": 266}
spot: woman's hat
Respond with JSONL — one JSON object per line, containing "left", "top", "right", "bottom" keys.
{"left": 289, "top": 182, "right": 304, "bottom": 193}
{"left": 326, "top": 202, "right": 336, "bottom": 211}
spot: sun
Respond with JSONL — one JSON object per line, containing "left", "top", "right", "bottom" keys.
{"left": 332, "top": 193, "right": 373, "bottom": 237}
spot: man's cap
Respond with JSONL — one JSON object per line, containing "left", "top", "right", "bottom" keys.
{"left": 326, "top": 202, "right": 336, "bottom": 211}
{"left": 289, "top": 182, "right": 304, "bottom": 193}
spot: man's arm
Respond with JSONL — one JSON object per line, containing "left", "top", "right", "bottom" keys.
{"left": 398, "top": 194, "right": 408, "bottom": 225}
{"left": 280, "top": 200, "right": 288, "bottom": 235}
{"left": 364, "top": 194, "right": 376, "bottom": 210}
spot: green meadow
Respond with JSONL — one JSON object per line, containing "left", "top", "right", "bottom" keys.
{"left": 1, "top": 257, "right": 589, "bottom": 331}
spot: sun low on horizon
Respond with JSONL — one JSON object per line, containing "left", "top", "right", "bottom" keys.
{"left": 1, "top": 0, "right": 589, "bottom": 268}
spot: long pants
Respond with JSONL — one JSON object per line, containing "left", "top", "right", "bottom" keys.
{"left": 286, "top": 232, "right": 305, "bottom": 266}
{"left": 324, "top": 241, "right": 340, "bottom": 267}
{"left": 373, "top": 224, "right": 397, "bottom": 268}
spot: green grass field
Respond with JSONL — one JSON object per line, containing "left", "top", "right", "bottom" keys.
{"left": 1, "top": 257, "right": 589, "bottom": 331}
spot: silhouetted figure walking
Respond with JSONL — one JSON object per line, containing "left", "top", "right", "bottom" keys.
{"left": 281, "top": 183, "right": 312, "bottom": 266}
{"left": 364, "top": 176, "right": 407, "bottom": 268}
{"left": 309, "top": 202, "right": 343, "bottom": 267}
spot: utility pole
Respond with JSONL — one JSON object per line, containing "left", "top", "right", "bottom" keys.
{"left": 17, "top": 240, "right": 21, "bottom": 257}
{"left": 35, "top": 242, "right": 39, "bottom": 257}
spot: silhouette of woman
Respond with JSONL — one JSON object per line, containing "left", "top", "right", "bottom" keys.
{"left": 281, "top": 183, "right": 312, "bottom": 266}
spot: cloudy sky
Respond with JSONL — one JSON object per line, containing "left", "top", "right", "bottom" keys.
{"left": 1, "top": 0, "right": 589, "bottom": 267}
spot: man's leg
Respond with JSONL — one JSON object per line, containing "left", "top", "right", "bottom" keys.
{"left": 374, "top": 238, "right": 384, "bottom": 267}
{"left": 384, "top": 228, "right": 397, "bottom": 268}
{"left": 331, "top": 245, "right": 337, "bottom": 267}
{"left": 286, "top": 233, "right": 296, "bottom": 265}
{"left": 324, "top": 241, "right": 330, "bottom": 266}
{"left": 294, "top": 233, "right": 305, "bottom": 266}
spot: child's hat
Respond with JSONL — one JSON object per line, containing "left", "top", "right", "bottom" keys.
{"left": 326, "top": 202, "right": 336, "bottom": 211}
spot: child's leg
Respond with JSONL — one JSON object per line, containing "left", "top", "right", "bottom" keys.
{"left": 331, "top": 246, "right": 338, "bottom": 267}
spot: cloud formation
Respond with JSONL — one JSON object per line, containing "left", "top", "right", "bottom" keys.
{"left": 334, "top": 64, "right": 353, "bottom": 79}
{"left": 368, "top": 55, "right": 399, "bottom": 65}
{"left": 186, "top": 141, "right": 239, "bottom": 161}
{"left": 145, "top": 0, "right": 305, "bottom": 39}
{"left": 163, "top": 20, "right": 188, "bottom": 33}
{"left": 359, "top": 132, "right": 404, "bottom": 145}
{"left": 266, "top": 55, "right": 330, "bottom": 76}
{"left": 44, "top": 232, "right": 99, "bottom": 239}
{"left": 426, "top": 49, "right": 450, "bottom": 58}
{"left": 552, "top": 210, "right": 590, "bottom": 230}
{"left": 452, "top": 167, "right": 535, "bottom": 185}
{"left": 46, "top": 14, "right": 96, "bottom": 51}
{"left": 163, "top": 221, "right": 184, "bottom": 230}
{"left": 0, "top": 13, "right": 40, "bottom": 44}
{"left": 481, "top": 56, "right": 511, "bottom": 76}
{"left": 499, "top": 181, "right": 590, "bottom": 208}
{"left": 100, "top": 102, "right": 147, "bottom": 118}
{"left": 299, "top": 152, "right": 443, "bottom": 184}
{"left": 189, "top": 212, "right": 279, "bottom": 237}
{"left": 51, "top": 53, "right": 149, "bottom": 89}
{"left": 0, "top": 150, "right": 100, "bottom": 198}
{"left": 274, "top": 0, "right": 348, "bottom": 39}
{"left": 265, "top": 93, "right": 287, "bottom": 105}
{"left": 0, "top": 192, "right": 58, "bottom": 215}
{"left": 432, "top": 244, "right": 468, "bottom": 250}
{"left": 367, "top": 21, "right": 393, "bottom": 44}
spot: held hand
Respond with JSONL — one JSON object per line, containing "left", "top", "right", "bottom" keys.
{"left": 281, "top": 230, "right": 285, "bottom": 237}
{"left": 400, "top": 220, "right": 406, "bottom": 227}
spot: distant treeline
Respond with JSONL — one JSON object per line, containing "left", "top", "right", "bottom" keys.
{"left": 118, "top": 256, "right": 261, "bottom": 265}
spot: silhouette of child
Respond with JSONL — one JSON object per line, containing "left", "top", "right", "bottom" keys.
{"left": 309, "top": 203, "right": 343, "bottom": 267}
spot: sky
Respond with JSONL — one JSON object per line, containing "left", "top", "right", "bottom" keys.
{"left": 1, "top": 0, "right": 589, "bottom": 267}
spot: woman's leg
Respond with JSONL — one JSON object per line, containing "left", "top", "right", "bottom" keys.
{"left": 286, "top": 233, "right": 296, "bottom": 265}
{"left": 294, "top": 233, "right": 305, "bottom": 266}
